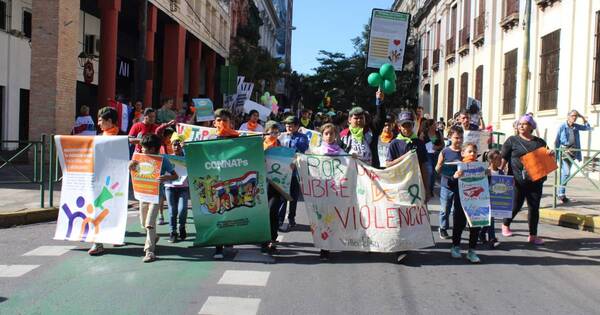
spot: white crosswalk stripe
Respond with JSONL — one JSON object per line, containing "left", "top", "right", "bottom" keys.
{"left": 198, "top": 296, "right": 261, "bottom": 315}
{"left": 0, "top": 265, "right": 40, "bottom": 277}
{"left": 23, "top": 245, "right": 77, "bottom": 256}
{"left": 217, "top": 270, "right": 270, "bottom": 287}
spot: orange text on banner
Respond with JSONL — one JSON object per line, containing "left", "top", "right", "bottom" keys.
{"left": 59, "top": 136, "right": 95, "bottom": 174}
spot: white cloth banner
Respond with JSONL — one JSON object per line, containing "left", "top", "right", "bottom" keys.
{"left": 53, "top": 136, "right": 130, "bottom": 244}
{"left": 296, "top": 152, "right": 434, "bottom": 252}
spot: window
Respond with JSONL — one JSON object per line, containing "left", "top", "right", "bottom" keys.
{"left": 0, "top": 0, "right": 7, "bottom": 31}
{"left": 539, "top": 29, "right": 560, "bottom": 111}
{"left": 463, "top": 0, "right": 470, "bottom": 30}
{"left": 503, "top": 49, "right": 518, "bottom": 114}
{"left": 593, "top": 12, "right": 600, "bottom": 104}
{"left": 475, "top": 65, "right": 484, "bottom": 102}
{"left": 447, "top": 78, "right": 455, "bottom": 120}
{"left": 436, "top": 20, "right": 441, "bottom": 49}
{"left": 433, "top": 84, "right": 439, "bottom": 120}
{"left": 460, "top": 72, "right": 469, "bottom": 109}
{"left": 22, "top": 9, "right": 31, "bottom": 38}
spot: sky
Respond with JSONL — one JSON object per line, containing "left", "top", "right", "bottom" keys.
{"left": 291, "top": 0, "right": 393, "bottom": 75}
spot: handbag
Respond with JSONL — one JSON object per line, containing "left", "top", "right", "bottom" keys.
{"left": 517, "top": 139, "right": 557, "bottom": 182}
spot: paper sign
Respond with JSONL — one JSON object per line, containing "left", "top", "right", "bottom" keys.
{"left": 457, "top": 162, "right": 491, "bottom": 227}
{"left": 244, "top": 100, "right": 272, "bottom": 121}
{"left": 490, "top": 175, "right": 514, "bottom": 219}
{"left": 131, "top": 153, "right": 163, "bottom": 203}
{"left": 193, "top": 98, "right": 215, "bottom": 122}
{"left": 367, "top": 10, "right": 410, "bottom": 70}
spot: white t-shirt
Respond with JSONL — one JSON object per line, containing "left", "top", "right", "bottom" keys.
{"left": 73, "top": 116, "right": 96, "bottom": 135}
{"left": 239, "top": 122, "right": 264, "bottom": 133}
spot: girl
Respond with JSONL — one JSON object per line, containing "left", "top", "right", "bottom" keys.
{"left": 165, "top": 133, "right": 189, "bottom": 243}
{"left": 377, "top": 114, "right": 397, "bottom": 168}
{"left": 419, "top": 119, "right": 444, "bottom": 197}
{"left": 480, "top": 149, "right": 502, "bottom": 248}
{"left": 262, "top": 121, "right": 283, "bottom": 254}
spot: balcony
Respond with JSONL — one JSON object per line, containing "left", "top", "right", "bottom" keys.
{"left": 422, "top": 56, "right": 429, "bottom": 77}
{"left": 432, "top": 48, "right": 440, "bottom": 71}
{"left": 500, "top": 0, "right": 520, "bottom": 31}
{"left": 458, "top": 28, "right": 470, "bottom": 56}
{"left": 536, "top": 0, "right": 560, "bottom": 11}
{"left": 473, "top": 15, "right": 485, "bottom": 47}
{"left": 446, "top": 37, "right": 456, "bottom": 63}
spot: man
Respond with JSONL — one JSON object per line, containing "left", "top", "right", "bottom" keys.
{"left": 554, "top": 110, "right": 593, "bottom": 203}
{"left": 456, "top": 110, "right": 480, "bottom": 131}
{"left": 279, "top": 116, "right": 309, "bottom": 229}
{"left": 299, "top": 108, "right": 314, "bottom": 130}
{"left": 156, "top": 98, "right": 176, "bottom": 124}
{"left": 129, "top": 108, "right": 174, "bottom": 152}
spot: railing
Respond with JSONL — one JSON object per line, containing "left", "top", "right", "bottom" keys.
{"left": 500, "top": 0, "right": 520, "bottom": 30}
{"left": 0, "top": 135, "right": 47, "bottom": 208}
{"left": 48, "top": 135, "right": 63, "bottom": 208}
{"left": 432, "top": 48, "right": 440, "bottom": 70}
{"left": 458, "top": 28, "right": 470, "bottom": 54}
{"left": 491, "top": 131, "right": 506, "bottom": 150}
{"left": 553, "top": 148, "right": 600, "bottom": 208}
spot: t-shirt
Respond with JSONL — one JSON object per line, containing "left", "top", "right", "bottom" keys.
{"left": 239, "top": 122, "right": 265, "bottom": 132}
{"left": 128, "top": 122, "right": 159, "bottom": 152}
{"left": 73, "top": 116, "right": 96, "bottom": 135}
{"left": 160, "top": 157, "right": 175, "bottom": 176}
{"left": 386, "top": 138, "right": 427, "bottom": 166}
{"left": 439, "top": 147, "right": 461, "bottom": 189}
{"left": 341, "top": 132, "right": 373, "bottom": 165}
{"left": 501, "top": 135, "right": 548, "bottom": 183}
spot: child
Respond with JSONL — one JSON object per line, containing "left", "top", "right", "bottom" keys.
{"left": 129, "top": 134, "right": 179, "bottom": 263}
{"left": 165, "top": 133, "right": 189, "bottom": 243}
{"left": 240, "top": 110, "right": 265, "bottom": 132}
{"left": 156, "top": 127, "right": 176, "bottom": 225}
{"left": 451, "top": 143, "right": 482, "bottom": 263}
{"left": 435, "top": 125, "right": 463, "bottom": 240}
{"left": 262, "top": 121, "right": 283, "bottom": 254}
{"left": 480, "top": 149, "right": 502, "bottom": 249}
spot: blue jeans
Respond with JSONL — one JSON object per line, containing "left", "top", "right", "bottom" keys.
{"left": 558, "top": 159, "right": 572, "bottom": 197}
{"left": 439, "top": 186, "right": 457, "bottom": 231}
{"left": 426, "top": 152, "right": 438, "bottom": 195}
{"left": 165, "top": 186, "right": 189, "bottom": 234}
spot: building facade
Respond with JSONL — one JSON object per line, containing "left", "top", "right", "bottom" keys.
{"left": 255, "top": 0, "right": 279, "bottom": 57}
{"left": 393, "top": 0, "right": 600, "bottom": 152}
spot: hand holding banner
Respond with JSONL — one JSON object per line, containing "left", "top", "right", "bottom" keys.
{"left": 265, "top": 147, "right": 296, "bottom": 201}
{"left": 490, "top": 175, "right": 515, "bottom": 219}
{"left": 457, "top": 162, "right": 491, "bottom": 227}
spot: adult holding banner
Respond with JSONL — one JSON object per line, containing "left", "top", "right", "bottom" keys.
{"left": 500, "top": 115, "right": 554, "bottom": 245}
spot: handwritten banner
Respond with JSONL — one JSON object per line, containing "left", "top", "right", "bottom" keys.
{"left": 296, "top": 152, "right": 434, "bottom": 252}
{"left": 193, "top": 98, "right": 215, "bottom": 122}
{"left": 490, "top": 175, "right": 515, "bottom": 219}
{"left": 176, "top": 123, "right": 261, "bottom": 142}
{"left": 457, "top": 162, "right": 491, "bottom": 227}
{"left": 131, "top": 153, "right": 163, "bottom": 203}
{"left": 265, "top": 147, "right": 296, "bottom": 201}
{"left": 164, "top": 155, "right": 187, "bottom": 187}
{"left": 54, "top": 136, "right": 130, "bottom": 244}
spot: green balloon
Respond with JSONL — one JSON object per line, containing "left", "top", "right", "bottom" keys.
{"left": 383, "top": 79, "right": 397, "bottom": 94}
{"left": 367, "top": 72, "right": 382, "bottom": 87}
{"left": 379, "top": 63, "right": 396, "bottom": 81}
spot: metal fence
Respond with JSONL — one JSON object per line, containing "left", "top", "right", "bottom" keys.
{"left": 553, "top": 148, "right": 600, "bottom": 208}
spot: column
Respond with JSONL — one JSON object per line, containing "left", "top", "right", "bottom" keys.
{"left": 97, "top": 0, "right": 121, "bottom": 108}
{"left": 144, "top": 4, "right": 158, "bottom": 107}
{"left": 188, "top": 37, "right": 202, "bottom": 99}
{"left": 205, "top": 47, "right": 217, "bottom": 101}
{"left": 162, "top": 24, "right": 186, "bottom": 108}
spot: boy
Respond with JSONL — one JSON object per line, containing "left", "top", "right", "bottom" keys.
{"left": 129, "top": 134, "right": 179, "bottom": 262}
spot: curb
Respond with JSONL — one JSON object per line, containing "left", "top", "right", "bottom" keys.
{"left": 540, "top": 208, "right": 600, "bottom": 234}
{"left": 0, "top": 208, "right": 58, "bottom": 228}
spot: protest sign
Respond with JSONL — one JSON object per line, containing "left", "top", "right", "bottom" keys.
{"left": 298, "top": 127, "right": 322, "bottom": 149}
{"left": 244, "top": 100, "right": 272, "bottom": 121}
{"left": 185, "top": 136, "right": 270, "bottom": 246}
{"left": 130, "top": 153, "right": 163, "bottom": 203}
{"left": 265, "top": 147, "right": 296, "bottom": 201}
{"left": 296, "top": 152, "right": 434, "bottom": 252}
{"left": 464, "top": 130, "right": 491, "bottom": 155}
{"left": 457, "top": 162, "right": 491, "bottom": 227}
{"left": 377, "top": 141, "right": 391, "bottom": 168}
{"left": 53, "top": 136, "right": 130, "bottom": 244}
{"left": 367, "top": 10, "right": 410, "bottom": 70}
{"left": 164, "top": 155, "right": 187, "bottom": 187}
{"left": 520, "top": 147, "right": 557, "bottom": 181}
{"left": 490, "top": 175, "right": 515, "bottom": 219}
{"left": 193, "top": 98, "right": 215, "bottom": 122}
{"left": 176, "top": 123, "right": 262, "bottom": 142}
{"left": 235, "top": 77, "right": 254, "bottom": 116}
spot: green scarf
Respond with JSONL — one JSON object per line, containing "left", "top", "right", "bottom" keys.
{"left": 397, "top": 132, "right": 418, "bottom": 144}
{"left": 300, "top": 117, "right": 311, "bottom": 127}
{"left": 349, "top": 126, "right": 364, "bottom": 143}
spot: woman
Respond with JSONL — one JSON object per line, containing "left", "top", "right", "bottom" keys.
{"left": 500, "top": 115, "right": 553, "bottom": 245}
{"left": 419, "top": 118, "right": 444, "bottom": 197}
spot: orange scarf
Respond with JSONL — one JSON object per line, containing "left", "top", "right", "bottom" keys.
{"left": 215, "top": 121, "right": 240, "bottom": 138}
{"left": 247, "top": 121, "right": 258, "bottom": 131}
{"left": 463, "top": 156, "right": 477, "bottom": 163}
{"left": 263, "top": 136, "right": 279, "bottom": 150}
{"left": 103, "top": 126, "right": 119, "bottom": 136}
{"left": 379, "top": 131, "right": 394, "bottom": 143}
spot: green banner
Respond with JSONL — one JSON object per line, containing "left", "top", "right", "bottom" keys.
{"left": 185, "top": 136, "right": 270, "bottom": 246}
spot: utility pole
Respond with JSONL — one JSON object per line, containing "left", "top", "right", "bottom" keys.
{"left": 518, "top": 0, "right": 532, "bottom": 116}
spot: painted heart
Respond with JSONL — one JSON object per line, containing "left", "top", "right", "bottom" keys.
{"left": 393, "top": 39, "right": 401, "bottom": 46}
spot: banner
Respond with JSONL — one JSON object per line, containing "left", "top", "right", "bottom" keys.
{"left": 265, "top": 147, "right": 296, "bottom": 201}
{"left": 185, "top": 136, "right": 270, "bottom": 246}
{"left": 367, "top": 10, "right": 410, "bottom": 70}
{"left": 490, "top": 175, "right": 515, "bottom": 219}
{"left": 164, "top": 155, "right": 187, "bottom": 187}
{"left": 193, "top": 98, "right": 215, "bottom": 122}
{"left": 130, "top": 153, "right": 163, "bottom": 203}
{"left": 464, "top": 130, "right": 491, "bottom": 155}
{"left": 457, "top": 162, "right": 491, "bottom": 227}
{"left": 244, "top": 99, "right": 272, "bottom": 121}
{"left": 176, "top": 123, "right": 262, "bottom": 142}
{"left": 296, "top": 152, "right": 434, "bottom": 252}
{"left": 54, "top": 136, "right": 130, "bottom": 244}
{"left": 236, "top": 77, "right": 254, "bottom": 116}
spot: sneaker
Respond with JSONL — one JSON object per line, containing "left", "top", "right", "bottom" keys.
{"left": 450, "top": 246, "right": 461, "bottom": 259}
{"left": 288, "top": 220, "right": 297, "bottom": 228}
{"left": 261, "top": 243, "right": 269, "bottom": 254}
{"left": 179, "top": 229, "right": 187, "bottom": 241}
{"left": 320, "top": 249, "right": 330, "bottom": 261}
{"left": 488, "top": 238, "right": 500, "bottom": 249}
{"left": 158, "top": 217, "right": 165, "bottom": 225}
{"left": 528, "top": 235, "right": 544, "bottom": 245}
{"left": 559, "top": 196, "right": 571, "bottom": 204}
{"left": 396, "top": 252, "right": 407, "bottom": 263}
{"left": 88, "top": 243, "right": 105, "bottom": 256}
{"left": 213, "top": 248, "right": 224, "bottom": 260}
{"left": 466, "top": 250, "right": 481, "bottom": 263}
{"left": 267, "top": 244, "right": 278, "bottom": 255}
{"left": 168, "top": 233, "right": 178, "bottom": 243}
{"left": 502, "top": 225, "right": 513, "bottom": 237}
{"left": 143, "top": 252, "right": 157, "bottom": 263}
{"left": 439, "top": 228, "right": 450, "bottom": 240}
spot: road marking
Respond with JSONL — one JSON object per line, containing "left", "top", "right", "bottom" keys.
{"left": 0, "top": 265, "right": 40, "bottom": 277}
{"left": 276, "top": 235, "right": 284, "bottom": 242}
{"left": 198, "top": 296, "right": 261, "bottom": 315}
{"left": 217, "top": 270, "right": 270, "bottom": 287}
{"left": 23, "top": 245, "right": 77, "bottom": 256}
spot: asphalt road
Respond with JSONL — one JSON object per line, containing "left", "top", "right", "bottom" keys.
{"left": 1, "top": 203, "right": 599, "bottom": 315}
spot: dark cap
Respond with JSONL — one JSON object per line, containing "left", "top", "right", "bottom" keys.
{"left": 283, "top": 116, "right": 299, "bottom": 125}
{"left": 349, "top": 107, "right": 365, "bottom": 116}
{"left": 398, "top": 111, "right": 415, "bottom": 126}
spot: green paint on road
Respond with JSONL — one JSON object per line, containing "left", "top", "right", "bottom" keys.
{"left": 2, "top": 218, "right": 215, "bottom": 314}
